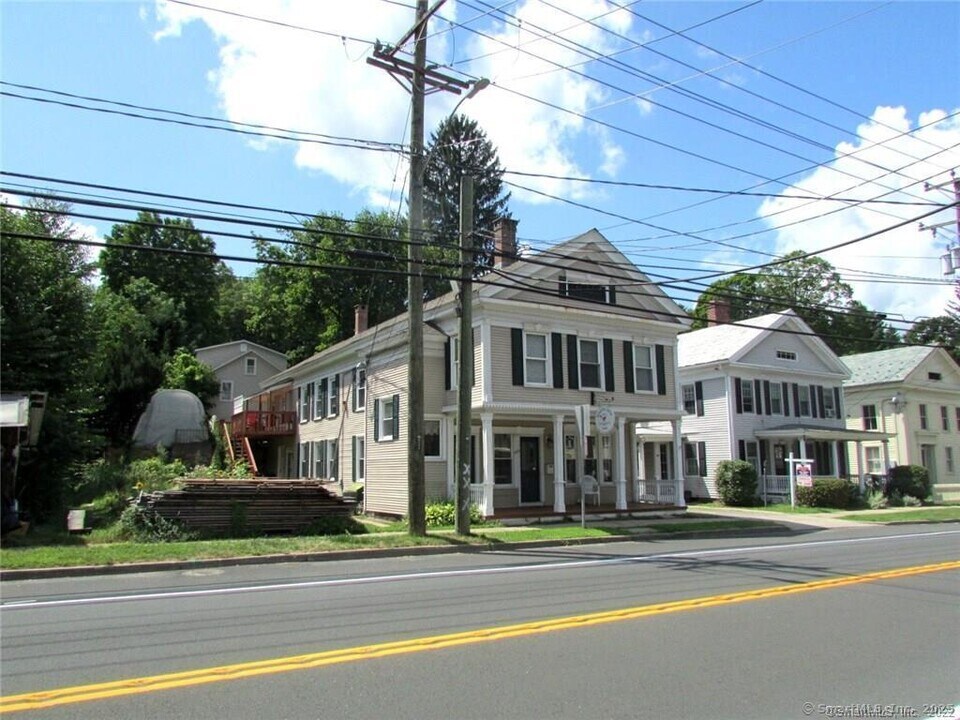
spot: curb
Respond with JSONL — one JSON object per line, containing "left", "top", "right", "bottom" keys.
{"left": 0, "top": 525, "right": 799, "bottom": 582}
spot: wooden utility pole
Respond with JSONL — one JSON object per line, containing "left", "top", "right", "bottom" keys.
{"left": 455, "top": 175, "right": 474, "bottom": 536}
{"left": 366, "top": 0, "right": 471, "bottom": 537}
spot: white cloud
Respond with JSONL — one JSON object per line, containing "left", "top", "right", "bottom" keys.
{"left": 757, "top": 105, "right": 960, "bottom": 323}
{"left": 151, "top": 0, "right": 636, "bottom": 207}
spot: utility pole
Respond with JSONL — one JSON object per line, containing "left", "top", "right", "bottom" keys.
{"left": 455, "top": 175, "right": 474, "bottom": 536}
{"left": 366, "top": 0, "right": 471, "bottom": 537}
{"left": 406, "top": 0, "right": 428, "bottom": 536}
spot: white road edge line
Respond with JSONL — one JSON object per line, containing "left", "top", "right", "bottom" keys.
{"left": 3, "top": 529, "right": 958, "bottom": 610}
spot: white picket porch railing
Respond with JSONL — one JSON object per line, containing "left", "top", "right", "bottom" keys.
{"left": 469, "top": 485, "right": 486, "bottom": 508}
{"left": 762, "top": 474, "right": 791, "bottom": 500}
{"left": 636, "top": 478, "right": 678, "bottom": 504}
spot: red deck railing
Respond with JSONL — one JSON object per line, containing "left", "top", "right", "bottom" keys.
{"left": 231, "top": 410, "right": 297, "bottom": 437}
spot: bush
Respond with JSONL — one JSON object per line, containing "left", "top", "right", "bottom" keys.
{"left": 902, "top": 495, "right": 922, "bottom": 507}
{"left": 886, "top": 465, "right": 931, "bottom": 501}
{"left": 125, "top": 457, "right": 187, "bottom": 494}
{"left": 304, "top": 515, "right": 368, "bottom": 535}
{"left": 425, "top": 500, "right": 482, "bottom": 527}
{"left": 65, "top": 459, "right": 127, "bottom": 506}
{"left": 867, "top": 491, "right": 888, "bottom": 510}
{"left": 796, "top": 477, "right": 859, "bottom": 509}
{"left": 715, "top": 460, "right": 757, "bottom": 506}
{"left": 118, "top": 505, "right": 192, "bottom": 542}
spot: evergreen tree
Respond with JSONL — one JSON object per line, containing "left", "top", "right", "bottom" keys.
{"left": 423, "top": 114, "right": 511, "bottom": 294}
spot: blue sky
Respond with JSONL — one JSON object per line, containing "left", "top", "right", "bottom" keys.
{"left": 2, "top": 0, "right": 958, "bottom": 329}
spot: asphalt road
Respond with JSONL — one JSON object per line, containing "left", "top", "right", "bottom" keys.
{"left": 1, "top": 525, "right": 957, "bottom": 719}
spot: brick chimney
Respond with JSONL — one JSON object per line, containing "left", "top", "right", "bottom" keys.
{"left": 706, "top": 298, "right": 731, "bottom": 326}
{"left": 493, "top": 217, "right": 518, "bottom": 268}
{"left": 354, "top": 305, "right": 368, "bottom": 335}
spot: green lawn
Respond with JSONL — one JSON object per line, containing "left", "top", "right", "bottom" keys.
{"left": 838, "top": 507, "right": 960, "bottom": 523}
{"left": 0, "top": 517, "right": 779, "bottom": 571}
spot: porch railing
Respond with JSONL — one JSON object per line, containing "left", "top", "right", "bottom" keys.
{"left": 231, "top": 410, "right": 297, "bottom": 437}
{"left": 636, "top": 478, "right": 678, "bottom": 504}
{"left": 469, "top": 485, "right": 486, "bottom": 508}
{"left": 761, "top": 474, "right": 791, "bottom": 500}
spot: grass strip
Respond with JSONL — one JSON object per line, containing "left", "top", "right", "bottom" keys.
{"left": 838, "top": 507, "right": 960, "bottom": 523}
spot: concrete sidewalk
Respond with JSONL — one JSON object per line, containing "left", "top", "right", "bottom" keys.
{"left": 688, "top": 506, "right": 866, "bottom": 528}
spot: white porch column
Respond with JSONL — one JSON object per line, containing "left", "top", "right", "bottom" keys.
{"left": 855, "top": 441, "right": 865, "bottom": 492}
{"left": 881, "top": 440, "right": 890, "bottom": 475}
{"left": 481, "top": 413, "right": 495, "bottom": 517}
{"left": 553, "top": 414, "right": 566, "bottom": 513}
{"left": 831, "top": 441, "right": 840, "bottom": 478}
{"left": 671, "top": 419, "right": 686, "bottom": 507}
{"left": 629, "top": 423, "right": 638, "bottom": 502}
{"left": 445, "top": 416, "right": 456, "bottom": 498}
{"left": 615, "top": 417, "right": 627, "bottom": 510}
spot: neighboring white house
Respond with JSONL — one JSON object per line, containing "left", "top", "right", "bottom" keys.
{"left": 661, "top": 309, "right": 887, "bottom": 501}
{"left": 841, "top": 345, "right": 960, "bottom": 502}
{"left": 195, "top": 340, "right": 288, "bottom": 421}
{"left": 257, "top": 221, "right": 692, "bottom": 518}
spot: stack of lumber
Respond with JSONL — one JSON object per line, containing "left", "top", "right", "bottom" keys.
{"left": 135, "top": 478, "right": 355, "bottom": 534}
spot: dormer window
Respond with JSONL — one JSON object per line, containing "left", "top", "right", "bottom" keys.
{"left": 559, "top": 273, "right": 616, "bottom": 305}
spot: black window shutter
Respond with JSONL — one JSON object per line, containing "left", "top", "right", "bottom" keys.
{"left": 738, "top": 439, "right": 746, "bottom": 461}
{"left": 510, "top": 329, "right": 524, "bottom": 386}
{"left": 444, "top": 339, "right": 452, "bottom": 391}
{"left": 837, "top": 441, "right": 847, "bottom": 477}
{"left": 754, "top": 379, "right": 763, "bottom": 415}
{"left": 810, "top": 385, "right": 819, "bottom": 418}
{"left": 833, "top": 387, "right": 842, "bottom": 419}
{"left": 567, "top": 335, "right": 579, "bottom": 389}
{"left": 763, "top": 380, "right": 772, "bottom": 416}
{"left": 817, "top": 386, "right": 826, "bottom": 417}
{"left": 759, "top": 442, "right": 768, "bottom": 475}
{"left": 655, "top": 344, "right": 666, "bottom": 396}
{"left": 373, "top": 400, "right": 380, "bottom": 441}
{"left": 608, "top": 285, "right": 617, "bottom": 305}
{"left": 695, "top": 381, "right": 704, "bottom": 416}
{"left": 782, "top": 381, "right": 790, "bottom": 416}
{"left": 352, "top": 436, "right": 358, "bottom": 482}
{"left": 793, "top": 383, "right": 801, "bottom": 417}
{"left": 697, "top": 442, "right": 707, "bottom": 477}
{"left": 735, "top": 378, "right": 743, "bottom": 414}
{"left": 603, "top": 338, "right": 615, "bottom": 392}
{"left": 552, "top": 333, "right": 564, "bottom": 388}
{"left": 623, "top": 342, "right": 635, "bottom": 394}
{"left": 392, "top": 394, "right": 400, "bottom": 440}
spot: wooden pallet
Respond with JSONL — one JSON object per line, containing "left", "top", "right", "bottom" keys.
{"left": 135, "top": 478, "right": 356, "bottom": 534}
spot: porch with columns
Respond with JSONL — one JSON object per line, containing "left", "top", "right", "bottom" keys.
{"left": 447, "top": 408, "right": 686, "bottom": 518}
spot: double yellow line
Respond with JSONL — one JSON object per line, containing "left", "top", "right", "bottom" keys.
{"left": 3, "top": 560, "right": 957, "bottom": 713}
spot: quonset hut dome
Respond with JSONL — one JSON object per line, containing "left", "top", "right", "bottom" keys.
{"left": 132, "top": 389, "right": 207, "bottom": 450}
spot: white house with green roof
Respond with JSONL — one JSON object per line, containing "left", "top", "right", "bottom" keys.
{"left": 841, "top": 345, "right": 960, "bottom": 502}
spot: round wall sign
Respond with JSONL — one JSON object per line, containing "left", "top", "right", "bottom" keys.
{"left": 595, "top": 406, "right": 615, "bottom": 434}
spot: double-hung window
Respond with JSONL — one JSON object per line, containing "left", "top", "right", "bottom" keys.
{"left": 376, "top": 395, "right": 399, "bottom": 442}
{"left": 864, "top": 446, "right": 882, "bottom": 474}
{"left": 862, "top": 405, "right": 877, "bottom": 430}
{"left": 299, "top": 383, "right": 313, "bottom": 423}
{"left": 299, "top": 442, "right": 310, "bottom": 478}
{"left": 578, "top": 339, "right": 602, "bottom": 390}
{"left": 245, "top": 357, "right": 257, "bottom": 375}
{"left": 220, "top": 381, "right": 233, "bottom": 402}
{"left": 769, "top": 382, "right": 783, "bottom": 415}
{"left": 353, "top": 436, "right": 365, "bottom": 481}
{"left": 424, "top": 419, "right": 442, "bottom": 459}
{"left": 797, "top": 385, "right": 811, "bottom": 417}
{"left": 314, "top": 380, "right": 326, "bottom": 420}
{"left": 524, "top": 333, "right": 549, "bottom": 386}
{"left": 494, "top": 434, "right": 513, "bottom": 485}
{"left": 355, "top": 368, "right": 366, "bottom": 411}
{"left": 919, "top": 404, "right": 928, "bottom": 430}
{"left": 328, "top": 374, "right": 340, "bottom": 417}
{"left": 312, "top": 440, "right": 326, "bottom": 479}
{"left": 633, "top": 345, "right": 655, "bottom": 392}
{"left": 327, "top": 439, "right": 338, "bottom": 479}
{"left": 682, "top": 384, "right": 696, "bottom": 414}
{"left": 821, "top": 389, "right": 836, "bottom": 419}
{"left": 741, "top": 380, "right": 755, "bottom": 413}
{"left": 941, "top": 406, "right": 949, "bottom": 431}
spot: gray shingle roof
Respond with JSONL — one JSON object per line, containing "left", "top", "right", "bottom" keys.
{"left": 840, "top": 345, "right": 932, "bottom": 386}
{"left": 678, "top": 311, "right": 785, "bottom": 367}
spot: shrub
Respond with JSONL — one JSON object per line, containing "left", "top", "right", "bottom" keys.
{"left": 425, "top": 500, "right": 483, "bottom": 527}
{"left": 796, "top": 477, "right": 859, "bottom": 509}
{"left": 66, "top": 459, "right": 127, "bottom": 505}
{"left": 714, "top": 460, "right": 757, "bottom": 506}
{"left": 902, "top": 494, "right": 922, "bottom": 507}
{"left": 126, "top": 457, "right": 187, "bottom": 494}
{"left": 867, "top": 491, "right": 888, "bottom": 510}
{"left": 118, "top": 505, "right": 192, "bottom": 542}
{"left": 886, "top": 465, "right": 931, "bottom": 501}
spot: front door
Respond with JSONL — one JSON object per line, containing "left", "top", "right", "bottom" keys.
{"left": 519, "top": 436, "right": 541, "bottom": 504}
